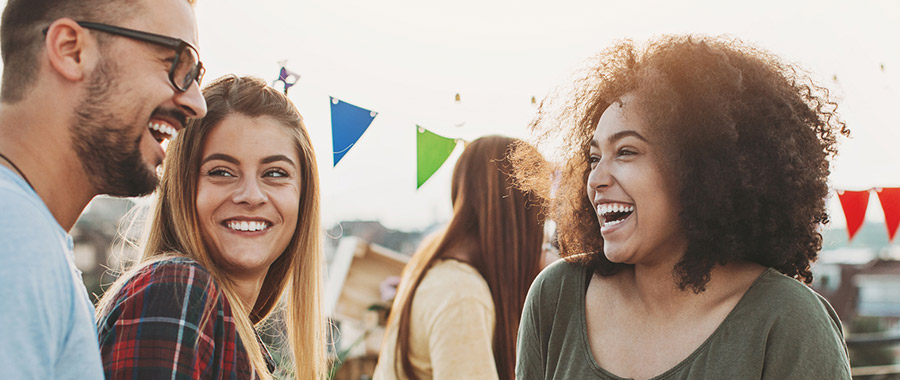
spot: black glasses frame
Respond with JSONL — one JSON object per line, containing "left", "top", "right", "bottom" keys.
{"left": 44, "top": 21, "right": 205, "bottom": 92}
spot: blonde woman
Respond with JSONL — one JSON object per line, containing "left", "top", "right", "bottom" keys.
{"left": 96, "top": 75, "right": 328, "bottom": 379}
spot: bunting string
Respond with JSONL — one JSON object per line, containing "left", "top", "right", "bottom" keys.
{"left": 273, "top": 67, "right": 900, "bottom": 239}
{"left": 836, "top": 188, "right": 900, "bottom": 242}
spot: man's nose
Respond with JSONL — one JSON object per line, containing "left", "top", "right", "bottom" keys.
{"left": 174, "top": 80, "right": 207, "bottom": 119}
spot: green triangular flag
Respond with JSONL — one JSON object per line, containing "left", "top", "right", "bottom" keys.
{"left": 417, "top": 126, "right": 458, "bottom": 189}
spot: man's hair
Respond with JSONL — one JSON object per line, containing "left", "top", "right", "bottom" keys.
{"left": 512, "top": 35, "right": 849, "bottom": 292}
{"left": 0, "top": 0, "right": 146, "bottom": 103}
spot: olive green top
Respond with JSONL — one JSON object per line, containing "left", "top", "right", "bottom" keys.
{"left": 516, "top": 260, "right": 851, "bottom": 380}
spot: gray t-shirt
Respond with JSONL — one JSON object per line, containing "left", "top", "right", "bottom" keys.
{"left": 516, "top": 260, "right": 851, "bottom": 380}
{"left": 0, "top": 167, "right": 104, "bottom": 379}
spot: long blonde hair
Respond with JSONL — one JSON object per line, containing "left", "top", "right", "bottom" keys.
{"left": 97, "top": 75, "right": 328, "bottom": 379}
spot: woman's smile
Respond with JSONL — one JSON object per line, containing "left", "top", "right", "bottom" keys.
{"left": 586, "top": 97, "right": 686, "bottom": 265}
{"left": 222, "top": 218, "right": 273, "bottom": 234}
{"left": 596, "top": 202, "right": 635, "bottom": 232}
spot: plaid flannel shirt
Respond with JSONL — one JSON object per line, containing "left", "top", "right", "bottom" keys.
{"left": 97, "top": 257, "right": 275, "bottom": 379}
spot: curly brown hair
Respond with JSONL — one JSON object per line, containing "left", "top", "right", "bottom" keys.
{"left": 512, "top": 35, "right": 849, "bottom": 292}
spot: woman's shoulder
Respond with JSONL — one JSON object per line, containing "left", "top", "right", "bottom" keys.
{"left": 97, "top": 258, "right": 251, "bottom": 379}
{"left": 531, "top": 259, "right": 590, "bottom": 297}
{"left": 421, "top": 259, "right": 487, "bottom": 289}
{"left": 124, "top": 257, "right": 219, "bottom": 293}
{"left": 519, "top": 259, "right": 591, "bottom": 323}
{"left": 416, "top": 259, "right": 493, "bottom": 307}
{"left": 103, "top": 256, "right": 229, "bottom": 320}
{"left": 749, "top": 269, "right": 835, "bottom": 310}
{"left": 538, "top": 258, "right": 589, "bottom": 279}
{"left": 718, "top": 269, "right": 851, "bottom": 378}
{"left": 741, "top": 268, "right": 843, "bottom": 332}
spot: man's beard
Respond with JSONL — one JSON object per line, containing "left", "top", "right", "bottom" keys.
{"left": 71, "top": 58, "right": 158, "bottom": 197}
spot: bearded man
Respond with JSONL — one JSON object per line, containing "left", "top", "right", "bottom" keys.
{"left": 0, "top": 0, "right": 207, "bottom": 377}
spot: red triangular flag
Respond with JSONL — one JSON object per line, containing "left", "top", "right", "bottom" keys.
{"left": 837, "top": 190, "right": 870, "bottom": 241}
{"left": 875, "top": 187, "right": 900, "bottom": 242}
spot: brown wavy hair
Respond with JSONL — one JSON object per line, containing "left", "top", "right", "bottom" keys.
{"left": 386, "top": 135, "right": 544, "bottom": 380}
{"left": 512, "top": 35, "right": 848, "bottom": 292}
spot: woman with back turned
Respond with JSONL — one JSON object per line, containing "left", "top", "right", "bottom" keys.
{"left": 374, "top": 135, "right": 545, "bottom": 380}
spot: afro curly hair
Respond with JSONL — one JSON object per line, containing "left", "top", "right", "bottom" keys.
{"left": 512, "top": 35, "right": 849, "bottom": 292}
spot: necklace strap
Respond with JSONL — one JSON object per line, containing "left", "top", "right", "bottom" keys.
{"left": 0, "top": 151, "right": 35, "bottom": 191}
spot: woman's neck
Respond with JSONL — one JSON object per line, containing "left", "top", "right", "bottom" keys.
{"left": 440, "top": 235, "right": 480, "bottom": 264}
{"left": 622, "top": 259, "right": 766, "bottom": 319}
{"left": 231, "top": 274, "right": 265, "bottom": 312}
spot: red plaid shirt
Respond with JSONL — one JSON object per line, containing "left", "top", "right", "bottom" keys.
{"left": 97, "top": 257, "right": 275, "bottom": 379}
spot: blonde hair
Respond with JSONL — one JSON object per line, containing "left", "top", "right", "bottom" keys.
{"left": 97, "top": 75, "right": 328, "bottom": 379}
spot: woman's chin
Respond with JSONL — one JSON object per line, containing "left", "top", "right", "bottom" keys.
{"left": 603, "top": 246, "right": 634, "bottom": 264}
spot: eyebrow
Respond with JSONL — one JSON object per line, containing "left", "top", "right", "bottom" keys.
{"left": 200, "top": 153, "right": 296, "bottom": 167}
{"left": 590, "top": 130, "right": 649, "bottom": 148}
{"left": 261, "top": 154, "right": 296, "bottom": 167}
{"left": 201, "top": 153, "right": 239, "bottom": 165}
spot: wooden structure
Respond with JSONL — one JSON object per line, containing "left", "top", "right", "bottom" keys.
{"left": 326, "top": 236, "right": 409, "bottom": 378}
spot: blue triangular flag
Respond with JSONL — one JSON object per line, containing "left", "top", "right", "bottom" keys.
{"left": 330, "top": 97, "right": 377, "bottom": 166}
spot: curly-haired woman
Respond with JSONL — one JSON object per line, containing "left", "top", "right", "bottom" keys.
{"left": 513, "top": 36, "right": 852, "bottom": 379}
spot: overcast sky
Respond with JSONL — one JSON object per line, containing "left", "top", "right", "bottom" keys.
{"left": 3, "top": 0, "right": 898, "bottom": 230}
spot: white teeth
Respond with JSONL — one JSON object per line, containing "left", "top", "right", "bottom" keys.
{"left": 596, "top": 203, "right": 634, "bottom": 229}
{"left": 596, "top": 203, "right": 634, "bottom": 216}
{"left": 601, "top": 218, "right": 627, "bottom": 228}
{"left": 148, "top": 122, "right": 178, "bottom": 139}
{"left": 227, "top": 220, "right": 269, "bottom": 232}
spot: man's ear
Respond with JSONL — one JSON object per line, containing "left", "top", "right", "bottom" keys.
{"left": 43, "top": 18, "right": 98, "bottom": 82}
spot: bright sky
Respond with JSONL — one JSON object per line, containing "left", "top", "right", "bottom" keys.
{"left": 3, "top": 0, "right": 899, "bottom": 230}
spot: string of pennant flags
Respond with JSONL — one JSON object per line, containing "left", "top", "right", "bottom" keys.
{"left": 837, "top": 188, "right": 900, "bottom": 242}
{"left": 273, "top": 66, "right": 900, "bottom": 241}
{"left": 328, "top": 95, "right": 465, "bottom": 189}
{"left": 274, "top": 65, "right": 484, "bottom": 189}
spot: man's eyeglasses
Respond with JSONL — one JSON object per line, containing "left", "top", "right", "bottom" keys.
{"left": 45, "top": 21, "right": 205, "bottom": 92}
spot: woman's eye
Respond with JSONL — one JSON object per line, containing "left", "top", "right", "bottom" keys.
{"left": 264, "top": 169, "right": 289, "bottom": 178}
{"left": 588, "top": 155, "right": 601, "bottom": 166}
{"left": 617, "top": 148, "right": 636, "bottom": 157}
{"left": 208, "top": 168, "right": 234, "bottom": 177}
